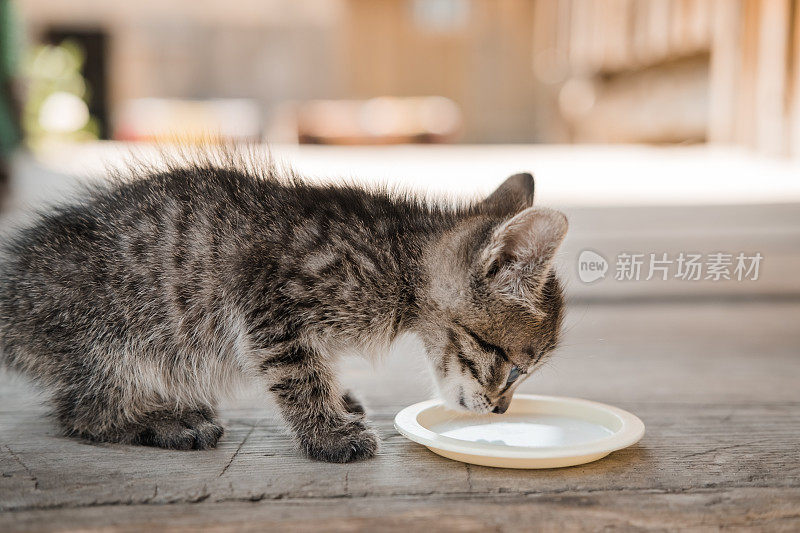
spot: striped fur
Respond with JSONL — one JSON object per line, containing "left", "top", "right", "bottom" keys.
{"left": 0, "top": 154, "right": 566, "bottom": 462}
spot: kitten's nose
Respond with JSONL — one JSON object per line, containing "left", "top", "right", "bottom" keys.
{"left": 492, "top": 404, "right": 508, "bottom": 414}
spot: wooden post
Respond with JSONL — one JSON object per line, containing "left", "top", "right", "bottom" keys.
{"left": 754, "top": 0, "right": 791, "bottom": 155}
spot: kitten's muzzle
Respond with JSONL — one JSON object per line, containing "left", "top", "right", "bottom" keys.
{"left": 491, "top": 395, "right": 512, "bottom": 414}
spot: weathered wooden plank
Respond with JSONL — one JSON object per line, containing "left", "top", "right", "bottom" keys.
{"left": 2, "top": 401, "right": 798, "bottom": 513}
{"left": 3, "top": 488, "right": 799, "bottom": 533}
{"left": 1, "top": 301, "right": 798, "bottom": 529}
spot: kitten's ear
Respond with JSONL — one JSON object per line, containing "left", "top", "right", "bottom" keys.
{"left": 482, "top": 173, "right": 535, "bottom": 215}
{"left": 480, "top": 207, "right": 568, "bottom": 300}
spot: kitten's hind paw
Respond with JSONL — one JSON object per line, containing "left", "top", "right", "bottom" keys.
{"left": 300, "top": 419, "right": 379, "bottom": 463}
{"left": 341, "top": 390, "right": 366, "bottom": 415}
{"left": 134, "top": 409, "right": 224, "bottom": 450}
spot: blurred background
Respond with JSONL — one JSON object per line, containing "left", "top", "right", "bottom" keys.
{"left": 4, "top": 0, "right": 800, "bottom": 149}
{"left": 1, "top": 0, "right": 799, "bottom": 298}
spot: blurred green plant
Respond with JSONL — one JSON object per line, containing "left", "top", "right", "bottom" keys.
{"left": 22, "top": 39, "right": 98, "bottom": 148}
{"left": 1, "top": 0, "right": 21, "bottom": 158}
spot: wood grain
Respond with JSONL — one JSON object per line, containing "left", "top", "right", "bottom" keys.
{"left": 2, "top": 300, "right": 798, "bottom": 531}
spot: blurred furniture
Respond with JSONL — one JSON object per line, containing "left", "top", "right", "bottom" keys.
{"left": 280, "top": 96, "right": 461, "bottom": 144}
{"left": 534, "top": 0, "right": 800, "bottom": 156}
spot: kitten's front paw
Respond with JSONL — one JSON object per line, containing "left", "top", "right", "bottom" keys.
{"left": 300, "top": 419, "right": 379, "bottom": 463}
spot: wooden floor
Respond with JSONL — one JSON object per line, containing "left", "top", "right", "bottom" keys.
{"left": 2, "top": 299, "right": 799, "bottom": 531}
{"left": 1, "top": 148, "right": 800, "bottom": 531}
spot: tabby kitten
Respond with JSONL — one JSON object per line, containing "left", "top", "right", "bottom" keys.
{"left": 0, "top": 156, "right": 566, "bottom": 463}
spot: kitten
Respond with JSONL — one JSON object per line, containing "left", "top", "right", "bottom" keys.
{"left": 0, "top": 155, "right": 566, "bottom": 463}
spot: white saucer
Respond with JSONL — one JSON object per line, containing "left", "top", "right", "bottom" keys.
{"left": 394, "top": 394, "right": 645, "bottom": 469}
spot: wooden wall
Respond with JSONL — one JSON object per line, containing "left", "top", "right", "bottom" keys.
{"left": 341, "top": 0, "right": 563, "bottom": 143}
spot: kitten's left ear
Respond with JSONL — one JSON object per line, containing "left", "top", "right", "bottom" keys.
{"left": 480, "top": 207, "right": 568, "bottom": 300}
{"left": 482, "top": 172, "right": 535, "bottom": 215}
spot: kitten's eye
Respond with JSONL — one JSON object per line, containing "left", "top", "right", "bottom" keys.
{"left": 506, "top": 365, "right": 521, "bottom": 386}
